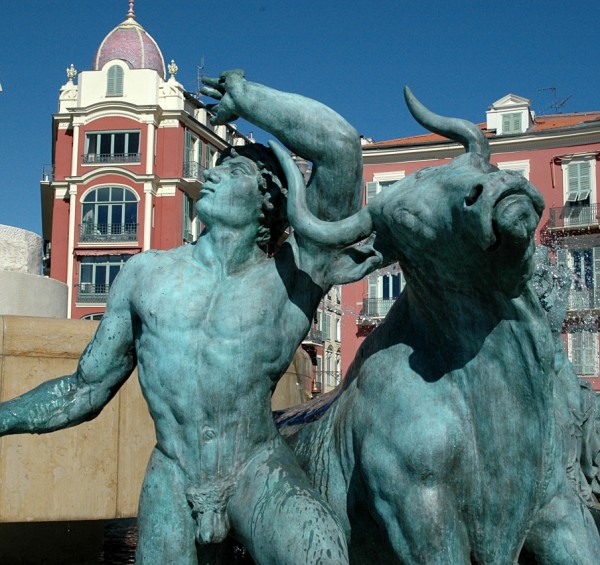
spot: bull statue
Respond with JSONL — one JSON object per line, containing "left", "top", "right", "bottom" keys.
{"left": 271, "top": 90, "right": 600, "bottom": 564}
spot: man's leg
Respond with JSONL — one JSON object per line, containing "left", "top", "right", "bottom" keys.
{"left": 228, "top": 442, "right": 348, "bottom": 565}
{"left": 135, "top": 448, "right": 199, "bottom": 564}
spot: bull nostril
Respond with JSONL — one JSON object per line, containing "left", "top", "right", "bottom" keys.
{"left": 465, "top": 184, "right": 483, "bottom": 207}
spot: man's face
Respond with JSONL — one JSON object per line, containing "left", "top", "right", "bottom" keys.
{"left": 197, "top": 155, "right": 264, "bottom": 228}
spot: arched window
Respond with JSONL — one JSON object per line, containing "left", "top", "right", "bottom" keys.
{"left": 107, "top": 65, "right": 124, "bottom": 96}
{"left": 80, "top": 186, "right": 138, "bottom": 242}
{"left": 81, "top": 313, "right": 104, "bottom": 321}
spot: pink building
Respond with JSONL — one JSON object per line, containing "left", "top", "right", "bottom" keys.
{"left": 40, "top": 4, "right": 246, "bottom": 320}
{"left": 343, "top": 94, "right": 600, "bottom": 390}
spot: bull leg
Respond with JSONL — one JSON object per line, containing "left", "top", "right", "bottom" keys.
{"left": 369, "top": 482, "right": 471, "bottom": 565}
{"left": 522, "top": 492, "right": 600, "bottom": 564}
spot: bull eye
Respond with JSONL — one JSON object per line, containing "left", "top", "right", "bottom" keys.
{"left": 465, "top": 184, "right": 483, "bottom": 207}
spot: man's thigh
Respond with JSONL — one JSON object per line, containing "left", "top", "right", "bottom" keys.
{"left": 229, "top": 444, "right": 348, "bottom": 565}
{"left": 136, "top": 448, "right": 199, "bottom": 564}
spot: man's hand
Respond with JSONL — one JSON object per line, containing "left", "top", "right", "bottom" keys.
{"left": 200, "top": 69, "right": 246, "bottom": 125}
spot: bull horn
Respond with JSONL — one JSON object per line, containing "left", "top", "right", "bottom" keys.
{"left": 268, "top": 141, "right": 373, "bottom": 247}
{"left": 404, "top": 86, "right": 491, "bottom": 162}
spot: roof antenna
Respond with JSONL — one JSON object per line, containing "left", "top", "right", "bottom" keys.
{"left": 127, "top": 0, "right": 135, "bottom": 19}
{"left": 197, "top": 55, "right": 206, "bottom": 96}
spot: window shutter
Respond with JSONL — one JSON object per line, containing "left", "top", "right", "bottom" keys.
{"left": 107, "top": 66, "right": 124, "bottom": 96}
{"left": 366, "top": 181, "right": 379, "bottom": 203}
{"left": 568, "top": 161, "right": 592, "bottom": 201}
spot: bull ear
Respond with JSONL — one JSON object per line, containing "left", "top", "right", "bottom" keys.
{"left": 324, "top": 239, "right": 383, "bottom": 286}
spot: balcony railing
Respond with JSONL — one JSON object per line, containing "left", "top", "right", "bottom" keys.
{"left": 41, "top": 164, "right": 54, "bottom": 181}
{"left": 548, "top": 204, "right": 600, "bottom": 229}
{"left": 77, "top": 283, "right": 110, "bottom": 303}
{"left": 362, "top": 297, "right": 396, "bottom": 319}
{"left": 183, "top": 160, "right": 205, "bottom": 180}
{"left": 303, "top": 328, "right": 324, "bottom": 344}
{"left": 321, "top": 371, "right": 342, "bottom": 387}
{"left": 79, "top": 223, "right": 138, "bottom": 243}
{"left": 569, "top": 288, "right": 600, "bottom": 311}
{"left": 82, "top": 153, "right": 141, "bottom": 164}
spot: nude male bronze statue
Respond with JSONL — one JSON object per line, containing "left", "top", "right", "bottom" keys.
{"left": 0, "top": 71, "right": 379, "bottom": 564}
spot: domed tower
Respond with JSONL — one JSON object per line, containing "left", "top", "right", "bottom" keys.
{"left": 93, "top": 1, "right": 165, "bottom": 78}
{"left": 42, "top": 0, "right": 245, "bottom": 320}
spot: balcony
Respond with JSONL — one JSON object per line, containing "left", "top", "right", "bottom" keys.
{"left": 82, "top": 153, "right": 141, "bottom": 164}
{"left": 568, "top": 288, "right": 600, "bottom": 311}
{"left": 77, "top": 283, "right": 110, "bottom": 304}
{"left": 548, "top": 204, "right": 600, "bottom": 230}
{"left": 321, "top": 371, "right": 342, "bottom": 387}
{"left": 41, "top": 164, "right": 54, "bottom": 182}
{"left": 183, "top": 160, "right": 205, "bottom": 181}
{"left": 79, "top": 223, "right": 138, "bottom": 243}
{"left": 303, "top": 328, "right": 324, "bottom": 344}
{"left": 362, "top": 297, "right": 396, "bottom": 319}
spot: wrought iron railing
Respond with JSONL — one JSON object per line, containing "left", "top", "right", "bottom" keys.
{"left": 362, "top": 297, "right": 396, "bottom": 318}
{"left": 183, "top": 160, "right": 205, "bottom": 180}
{"left": 79, "top": 223, "right": 138, "bottom": 243}
{"left": 82, "top": 153, "right": 141, "bottom": 164}
{"left": 79, "top": 222, "right": 138, "bottom": 243}
{"left": 77, "top": 283, "right": 110, "bottom": 303}
{"left": 41, "top": 164, "right": 54, "bottom": 181}
{"left": 548, "top": 204, "right": 600, "bottom": 229}
{"left": 321, "top": 371, "right": 342, "bottom": 387}
{"left": 304, "top": 328, "right": 324, "bottom": 344}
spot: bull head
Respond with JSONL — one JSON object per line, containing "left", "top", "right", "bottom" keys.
{"left": 366, "top": 88, "right": 545, "bottom": 298}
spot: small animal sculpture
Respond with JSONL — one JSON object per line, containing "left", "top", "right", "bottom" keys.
{"left": 274, "top": 89, "right": 600, "bottom": 564}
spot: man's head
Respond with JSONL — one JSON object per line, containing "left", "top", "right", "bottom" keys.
{"left": 216, "top": 144, "right": 289, "bottom": 248}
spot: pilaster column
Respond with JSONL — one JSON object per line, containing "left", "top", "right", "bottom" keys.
{"left": 66, "top": 184, "right": 78, "bottom": 317}
{"left": 143, "top": 182, "right": 154, "bottom": 251}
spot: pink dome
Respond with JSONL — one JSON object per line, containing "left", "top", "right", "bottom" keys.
{"left": 93, "top": 14, "right": 165, "bottom": 78}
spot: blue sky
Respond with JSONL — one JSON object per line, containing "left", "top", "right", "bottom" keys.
{"left": 1, "top": 0, "right": 600, "bottom": 235}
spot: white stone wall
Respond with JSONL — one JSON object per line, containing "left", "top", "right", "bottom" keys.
{"left": 0, "top": 225, "right": 42, "bottom": 275}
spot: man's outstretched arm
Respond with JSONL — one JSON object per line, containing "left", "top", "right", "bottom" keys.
{"left": 201, "top": 70, "right": 363, "bottom": 221}
{"left": 0, "top": 264, "right": 137, "bottom": 436}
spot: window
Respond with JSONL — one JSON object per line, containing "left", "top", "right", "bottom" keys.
{"left": 183, "top": 130, "right": 202, "bottom": 179}
{"left": 107, "top": 65, "right": 124, "bottom": 96}
{"left": 366, "top": 271, "right": 406, "bottom": 318}
{"left": 81, "top": 186, "right": 138, "bottom": 242}
{"left": 81, "top": 313, "right": 104, "bottom": 321}
{"left": 78, "top": 254, "right": 131, "bottom": 303}
{"left": 84, "top": 131, "right": 141, "bottom": 164}
{"left": 568, "top": 328, "right": 598, "bottom": 377}
{"left": 501, "top": 112, "right": 522, "bottom": 134}
{"left": 325, "top": 347, "right": 333, "bottom": 386}
{"left": 321, "top": 312, "right": 332, "bottom": 340}
{"left": 557, "top": 247, "right": 600, "bottom": 310}
{"left": 204, "top": 145, "right": 214, "bottom": 170}
{"left": 497, "top": 160, "right": 530, "bottom": 180}
{"left": 316, "top": 356, "right": 323, "bottom": 388}
{"left": 566, "top": 161, "right": 592, "bottom": 203}
{"left": 335, "top": 318, "right": 341, "bottom": 342}
{"left": 182, "top": 193, "right": 198, "bottom": 243}
{"left": 561, "top": 158, "right": 596, "bottom": 227}
{"left": 365, "top": 174, "right": 404, "bottom": 204}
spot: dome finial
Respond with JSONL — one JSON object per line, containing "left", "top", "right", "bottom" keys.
{"left": 127, "top": 0, "right": 135, "bottom": 19}
{"left": 66, "top": 63, "right": 77, "bottom": 83}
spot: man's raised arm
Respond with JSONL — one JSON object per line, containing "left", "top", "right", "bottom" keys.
{"left": 201, "top": 70, "right": 363, "bottom": 221}
{"left": 0, "top": 263, "right": 137, "bottom": 436}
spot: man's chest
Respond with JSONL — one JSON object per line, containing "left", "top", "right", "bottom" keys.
{"left": 133, "top": 264, "right": 286, "bottom": 337}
